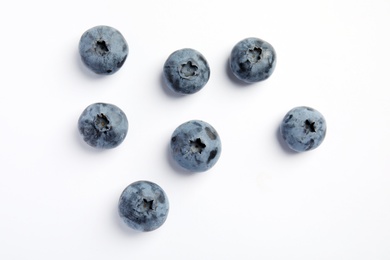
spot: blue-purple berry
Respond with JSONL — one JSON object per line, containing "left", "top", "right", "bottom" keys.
{"left": 170, "top": 120, "right": 221, "bottom": 172}
{"left": 280, "top": 106, "right": 327, "bottom": 152}
{"left": 78, "top": 102, "right": 128, "bottom": 149}
{"left": 118, "top": 181, "right": 169, "bottom": 232}
{"left": 79, "top": 25, "right": 128, "bottom": 75}
{"left": 163, "top": 48, "right": 210, "bottom": 95}
{"left": 229, "top": 37, "right": 276, "bottom": 83}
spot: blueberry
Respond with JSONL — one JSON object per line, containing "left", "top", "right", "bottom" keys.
{"left": 163, "top": 48, "right": 210, "bottom": 95}
{"left": 78, "top": 102, "right": 128, "bottom": 149}
{"left": 280, "top": 106, "right": 327, "bottom": 152}
{"left": 170, "top": 120, "right": 221, "bottom": 172}
{"left": 118, "top": 181, "right": 169, "bottom": 232}
{"left": 79, "top": 25, "right": 128, "bottom": 75}
{"left": 229, "top": 37, "right": 276, "bottom": 83}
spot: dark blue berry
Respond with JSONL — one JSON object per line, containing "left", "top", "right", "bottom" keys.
{"left": 78, "top": 103, "right": 128, "bottom": 149}
{"left": 170, "top": 120, "right": 221, "bottom": 172}
{"left": 118, "top": 181, "right": 169, "bottom": 232}
{"left": 280, "top": 106, "right": 327, "bottom": 152}
{"left": 229, "top": 37, "right": 276, "bottom": 83}
{"left": 79, "top": 25, "right": 128, "bottom": 75}
{"left": 163, "top": 48, "right": 210, "bottom": 94}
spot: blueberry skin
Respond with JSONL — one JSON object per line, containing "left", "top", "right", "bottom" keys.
{"left": 229, "top": 37, "right": 276, "bottom": 83}
{"left": 171, "top": 120, "right": 221, "bottom": 172}
{"left": 163, "top": 48, "right": 210, "bottom": 95}
{"left": 280, "top": 106, "right": 327, "bottom": 152}
{"left": 78, "top": 103, "right": 128, "bottom": 149}
{"left": 118, "top": 181, "right": 169, "bottom": 232}
{"left": 79, "top": 25, "right": 128, "bottom": 75}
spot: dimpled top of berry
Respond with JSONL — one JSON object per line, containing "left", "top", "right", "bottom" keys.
{"left": 79, "top": 25, "right": 128, "bottom": 75}
{"left": 170, "top": 120, "right": 222, "bottom": 172}
{"left": 280, "top": 106, "right": 327, "bottom": 152}
{"left": 163, "top": 48, "right": 210, "bottom": 95}
{"left": 229, "top": 37, "right": 276, "bottom": 83}
{"left": 118, "top": 181, "right": 169, "bottom": 232}
{"left": 78, "top": 103, "right": 128, "bottom": 149}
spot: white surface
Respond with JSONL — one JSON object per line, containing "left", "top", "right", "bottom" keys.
{"left": 1, "top": 0, "right": 389, "bottom": 259}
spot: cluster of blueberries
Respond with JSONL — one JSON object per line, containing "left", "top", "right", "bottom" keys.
{"left": 77, "top": 25, "right": 327, "bottom": 232}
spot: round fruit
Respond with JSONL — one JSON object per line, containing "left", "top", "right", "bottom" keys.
{"left": 229, "top": 37, "right": 276, "bottom": 83}
{"left": 78, "top": 102, "right": 128, "bottom": 149}
{"left": 118, "top": 181, "right": 169, "bottom": 232}
{"left": 163, "top": 48, "right": 210, "bottom": 94}
{"left": 170, "top": 120, "right": 221, "bottom": 172}
{"left": 280, "top": 106, "right": 327, "bottom": 152}
{"left": 79, "top": 25, "right": 128, "bottom": 75}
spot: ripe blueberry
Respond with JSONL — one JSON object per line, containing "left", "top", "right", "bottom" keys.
{"left": 78, "top": 102, "right": 128, "bottom": 149}
{"left": 170, "top": 120, "right": 221, "bottom": 172}
{"left": 118, "top": 181, "right": 169, "bottom": 232}
{"left": 280, "top": 106, "right": 327, "bottom": 152}
{"left": 79, "top": 25, "right": 128, "bottom": 75}
{"left": 229, "top": 37, "right": 276, "bottom": 83}
{"left": 163, "top": 48, "right": 210, "bottom": 95}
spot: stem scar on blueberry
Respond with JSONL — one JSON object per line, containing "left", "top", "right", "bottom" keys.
{"left": 247, "top": 47, "right": 262, "bottom": 63}
{"left": 143, "top": 199, "right": 154, "bottom": 211}
{"left": 190, "top": 138, "right": 206, "bottom": 153}
{"left": 180, "top": 61, "right": 198, "bottom": 78}
{"left": 95, "top": 40, "right": 109, "bottom": 55}
{"left": 94, "top": 113, "right": 111, "bottom": 131}
{"left": 304, "top": 120, "right": 316, "bottom": 133}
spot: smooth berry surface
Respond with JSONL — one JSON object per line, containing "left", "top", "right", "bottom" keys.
{"left": 79, "top": 25, "right": 128, "bottom": 75}
{"left": 170, "top": 120, "right": 221, "bottom": 172}
{"left": 229, "top": 37, "right": 276, "bottom": 83}
{"left": 280, "top": 106, "right": 327, "bottom": 152}
{"left": 163, "top": 48, "right": 210, "bottom": 94}
{"left": 118, "top": 181, "right": 169, "bottom": 232}
{"left": 78, "top": 103, "right": 128, "bottom": 149}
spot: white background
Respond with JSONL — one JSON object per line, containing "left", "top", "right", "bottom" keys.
{"left": 1, "top": 0, "right": 389, "bottom": 259}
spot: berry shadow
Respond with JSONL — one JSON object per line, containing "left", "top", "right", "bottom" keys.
{"left": 74, "top": 127, "right": 106, "bottom": 154}
{"left": 75, "top": 49, "right": 106, "bottom": 80}
{"left": 275, "top": 125, "right": 299, "bottom": 155}
{"left": 166, "top": 142, "right": 198, "bottom": 176}
{"left": 113, "top": 203, "right": 144, "bottom": 236}
{"left": 159, "top": 72, "right": 187, "bottom": 99}
{"left": 225, "top": 58, "right": 253, "bottom": 87}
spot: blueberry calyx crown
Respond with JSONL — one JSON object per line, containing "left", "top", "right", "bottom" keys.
{"left": 179, "top": 60, "right": 199, "bottom": 79}
{"left": 95, "top": 40, "right": 109, "bottom": 56}
{"left": 94, "top": 113, "right": 111, "bottom": 132}
{"left": 304, "top": 119, "right": 316, "bottom": 133}
{"left": 143, "top": 199, "right": 155, "bottom": 213}
{"left": 247, "top": 47, "right": 262, "bottom": 63}
{"left": 190, "top": 138, "right": 206, "bottom": 154}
